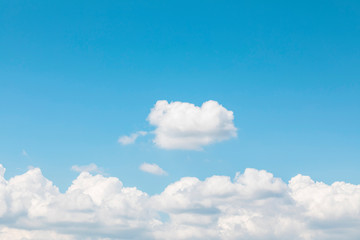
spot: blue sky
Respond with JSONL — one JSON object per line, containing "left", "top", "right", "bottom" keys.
{"left": 1, "top": 0, "right": 360, "bottom": 198}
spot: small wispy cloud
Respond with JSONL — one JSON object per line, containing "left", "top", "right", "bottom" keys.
{"left": 71, "top": 163, "right": 102, "bottom": 174}
{"left": 139, "top": 162, "right": 167, "bottom": 176}
{"left": 118, "top": 131, "right": 147, "bottom": 145}
{"left": 22, "top": 149, "right": 28, "bottom": 157}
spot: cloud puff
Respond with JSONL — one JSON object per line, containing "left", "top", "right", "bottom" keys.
{"left": 147, "top": 100, "right": 237, "bottom": 150}
{"left": 0, "top": 164, "right": 360, "bottom": 239}
{"left": 139, "top": 163, "right": 167, "bottom": 176}
{"left": 118, "top": 131, "right": 147, "bottom": 145}
{"left": 71, "top": 163, "right": 102, "bottom": 174}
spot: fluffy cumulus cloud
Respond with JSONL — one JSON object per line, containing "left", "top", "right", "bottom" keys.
{"left": 147, "top": 100, "right": 237, "bottom": 150}
{"left": 0, "top": 164, "right": 360, "bottom": 240}
{"left": 139, "top": 163, "right": 167, "bottom": 176}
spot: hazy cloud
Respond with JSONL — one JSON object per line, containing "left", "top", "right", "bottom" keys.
{"left": 71, "top": 163, "right": 102, "bottom": 174}
{"left": 22, "top": 149, "right": 28, "bottom": 157}
{"left": 118, "top": 131, "right": 147, "bottom": 145}
{"left": 139, "top": 163, "right": 167, "bottom": 176}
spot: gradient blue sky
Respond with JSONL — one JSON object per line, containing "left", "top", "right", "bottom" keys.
{"left": 1, "top": 0, "right": 359, "bottom": 194}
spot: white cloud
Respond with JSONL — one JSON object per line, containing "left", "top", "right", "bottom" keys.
{"left": 147, "top": 100, "right": 237, "bottom": 150}
{"left": 71, "top": 163, "right": 102, "bottom": 174}
{"left": 0, "top": 163, "right": 360, "bottom": 239}
{"left": 118, "top": 131, "right": 147, "bottom": 145}
{"left": 140, "top": 163, "right": 167, "bottom": 176}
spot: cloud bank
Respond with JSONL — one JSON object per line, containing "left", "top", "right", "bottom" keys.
{"left": 147, "top": 100, "right": 237, "bottom": 150}
{"left": 0, "top": 164, "right": 359, "bottom": 240}
{"left": 140, "top": 163, "right": 167, "bottom": 176}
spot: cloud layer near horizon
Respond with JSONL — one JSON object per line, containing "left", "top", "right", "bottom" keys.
{"left": 147, "top": 100, "right": 237, "bottom": 150}
{"left": 0, "top": 164, "right": 359, "bottom": 240}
